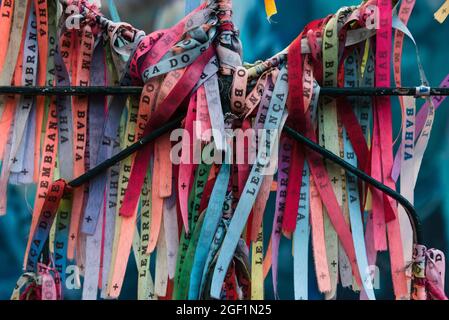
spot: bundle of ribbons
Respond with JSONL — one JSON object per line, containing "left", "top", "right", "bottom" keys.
{"left": 2, "top": 0, "right": 448, "bottom": 300}
{"left": 435, "top": 0, "right": 449, "bottom": 23}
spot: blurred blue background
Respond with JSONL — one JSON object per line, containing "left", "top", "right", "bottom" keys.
{"left": 1, "top": 0, "right": 449, "bottom": 300}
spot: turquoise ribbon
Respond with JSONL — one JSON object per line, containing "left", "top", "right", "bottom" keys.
{"left": 188, "top": 162, "right": 231, "bottom": 300}
{"left": 293, "top": 161, "right": 310, "bottom": 300}
{"left": 343, "top": 127, "right": 376, "bottom": 300}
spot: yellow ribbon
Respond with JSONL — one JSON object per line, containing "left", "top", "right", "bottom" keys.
{"left": 435, "top": 0, "right": 449, "bottom": 23}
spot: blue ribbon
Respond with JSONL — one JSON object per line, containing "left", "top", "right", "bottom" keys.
{"left": 188, "top": 163, "right": 231, "bottom": 300}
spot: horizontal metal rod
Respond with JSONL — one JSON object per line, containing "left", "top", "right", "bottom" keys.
{"left": 68, "top": 113, "right": 421, "bottom": 244}
{"left": 0, "top": 86, "right": 448, "bottom": 97}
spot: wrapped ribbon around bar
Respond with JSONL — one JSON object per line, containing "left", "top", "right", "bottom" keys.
{"left": 2, "top": 0, "right": 448, "bottom": 300}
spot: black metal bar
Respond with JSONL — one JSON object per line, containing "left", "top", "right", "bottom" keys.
{"left": 0, "top": 86, "right": 448, "bottom": 96}
{"left": 0, "top": 86, "right": 140, "bottom": 96}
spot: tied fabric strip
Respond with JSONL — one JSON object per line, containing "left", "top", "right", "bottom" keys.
{"left": 81, "top": 29, "right": 146, "bottom": 236}
{"left": 282, "top": 33, "right": 306, "bottom": 235}
{"left": 26, "top": 179, "right": 68, "bottom": 272}
{"left": 292, "top": 161, "right": 310, "bottom": 300}
{"left": 33, "top": 0, "right": 49, "bottom": 183}
{"left": 375, "top": 0, "right": 398, "bottom": 222}
{"left": 390, "top": 8, "right": 435, "bottom": 189}
{"left": 189, "top": 162, "right": 231, "bottom": 299}
{"left": 0, "top": 0, "right": 28, "bottom": 89}
{"left": 81, "top": 42, "right": 107, "bottom": 300}
{"left": 67, "top": 24, "right": 95, "bottom": 260}
{"left": 186, "top": 0, "right": 202, "bottom": 15}
{"left": 271, "top": 136, "right": 292, "bottom": 297}
{"left": 280, "top": 9, "right": 366, "bottom": 291}
{"left": 435, "top": 0, "right": 449, "bottom": 23}
{"left": 188, "top": 113, "right": 235, "bottom": 300}
{"left": 0, "top": 2, "right": 37, "bottom": 211}
{"left": 119, "top": 46, "right": 215, "bottom": 220}
{"left": 376, "top": 0, "right": 409, "bottom": 300}
{"left": 264, "top": 0, "right": 277, "bottom": 21}
{"left": 107, "top": 0, "right": 121, "bottom": 22}
{"left": 106, "top": 96, "right": 141, "bottom": 298}
{"left": 392, "top": 76, "right": 449, "bottom": 181}
{"left": 342, "top": 49, "right": 374, "bottom": 298}
{"left": 320, "top": 15, "right": 342, "bottom": 299}
{"left": 6, "top": 0, "right": 449, "bottom": 301}
{"left": 0, "top": 0, "right": 14, "bottom": 75}
{"left": 343, "top": 127, "right": 375, "bottom": 300}
{"left": 210, "top": 66, "right": 289, "bottom": 299}
{"left": 25, "top": 97, "right": 59, "bottom": 269}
